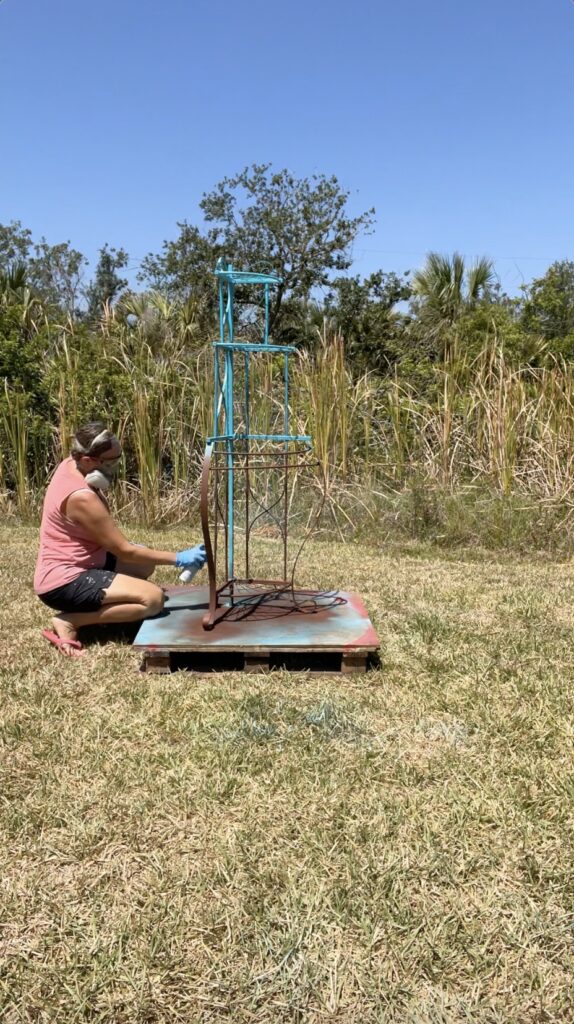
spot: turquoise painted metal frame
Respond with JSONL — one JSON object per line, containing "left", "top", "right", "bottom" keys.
{"left": 206, "top": 259, "right": 312, "bottom": 586}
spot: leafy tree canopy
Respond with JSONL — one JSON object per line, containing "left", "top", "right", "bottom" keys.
{"left": 0, "top": 221, "right": 87, "bottom": 315}
{"left": 85, "top": 244, "right": 129, "bottom": 320}
{"left": 28, "top": 239, "right": 87, "bottom": 316}
{"left": 138, "top": 223, "right": 221, "bottom": 337}
{"left": 0, "top": 303, "right": 50, "bottom": 411}
{"left": 0, "top": 221, "right": 33, "bottom": 266}
{"left": 520, "top": 260, "right": 574, "bottom": 343}
{"left": 325, "top": 270, "right": 412, "bottom": 372}
{"left": 139, "top": 164, "right": 375, "bottom": 337}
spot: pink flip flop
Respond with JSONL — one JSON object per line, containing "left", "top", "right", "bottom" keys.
{"left": 42, "top": 629, "right": 85, "bottom": 657}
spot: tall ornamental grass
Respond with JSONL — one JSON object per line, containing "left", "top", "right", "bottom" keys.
{"left": 4, "top": 316, "right": 574, "bottom": 545}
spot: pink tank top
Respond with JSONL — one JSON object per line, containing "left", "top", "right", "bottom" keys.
{"left": 34, "top": 457, "right": 107, "bottom": 594}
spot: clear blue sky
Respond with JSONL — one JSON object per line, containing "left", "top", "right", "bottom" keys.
{"left": 1, "top": 0, "right": 573, "bottom": 296}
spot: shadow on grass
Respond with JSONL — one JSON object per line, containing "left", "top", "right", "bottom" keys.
{"left": 78, "top": 621, "right": 141, "bottom": 647}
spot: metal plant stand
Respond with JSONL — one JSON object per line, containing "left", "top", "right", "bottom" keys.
{"left": 200, "top": 260, "right": 343, "bottom": 630}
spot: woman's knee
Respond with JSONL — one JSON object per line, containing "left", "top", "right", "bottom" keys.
{"left": 141, "top": 585, "right": 165, "bottom": 617}
{"left": 102, "top": 574, "right": 164, "bottom": 612}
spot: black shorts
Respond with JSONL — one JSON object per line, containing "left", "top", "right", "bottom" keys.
{"left": 39, "top": 553, "right": 118, "bottom": 613}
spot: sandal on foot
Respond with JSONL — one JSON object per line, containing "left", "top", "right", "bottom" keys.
{"left": 42, "top": 629, "right": 85, "bottom": 657}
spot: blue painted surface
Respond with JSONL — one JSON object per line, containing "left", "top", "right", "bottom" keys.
{"left": 216, "top": 269, "right": 281, "bottom": 289}
{"left": 134, "top": 587, "right": 379, "bottom": 651}
{"left": 207, "top": 433, "right": 311, "bottom": 445}
{"left": 213, "top": 342, "right": 299, "bottom": 353}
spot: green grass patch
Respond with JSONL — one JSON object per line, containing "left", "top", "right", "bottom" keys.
{"left": 2, "top": 525, "right": 574, "bottom": 1021}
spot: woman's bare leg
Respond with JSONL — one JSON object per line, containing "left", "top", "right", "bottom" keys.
{"left": 50, "top": 575, "right": 164, "bottom": 655}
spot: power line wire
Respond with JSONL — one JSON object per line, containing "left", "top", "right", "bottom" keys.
{"left": 353, "top": 247, "right": 564, "bottom": 263}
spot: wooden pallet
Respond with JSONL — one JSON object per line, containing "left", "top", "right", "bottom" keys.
{"left": 142, "top": 647, "right": 373, "bottom": 675}
{"left": 134, "top": 585, "right": 379, "bottom": 676}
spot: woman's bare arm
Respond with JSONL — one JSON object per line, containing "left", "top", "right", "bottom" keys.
{"left": 67, "top": 490, "right": 178, "bottom": 567}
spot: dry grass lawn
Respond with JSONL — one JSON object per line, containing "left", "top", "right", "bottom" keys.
{"left": 2, "top": 524, "right": 574, "bottom": 1022}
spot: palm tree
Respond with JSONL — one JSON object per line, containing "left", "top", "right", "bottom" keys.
{"left": 412, "top": 251, "right": 495, "bottom": 350}
{"left": 0, "top": 261, "right": 46, "bottom": 333}
{"left": 0, "top": 261, "right": 28, "bottom": 300}
{"left": 412, "top": 253, "right": 496, "bottom": 484}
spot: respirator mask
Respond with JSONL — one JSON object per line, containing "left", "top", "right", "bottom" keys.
{"left": 84, "top": 455, "right": 121, "bottom": 491}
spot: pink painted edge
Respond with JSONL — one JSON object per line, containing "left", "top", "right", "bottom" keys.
{"left": 343, "top": 592, "right": 380, "bottom": 648}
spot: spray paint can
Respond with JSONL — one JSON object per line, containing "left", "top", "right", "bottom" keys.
{"left": 178, "top": 545, "right": 206, "bottom": 584}
{"left": 179, "top": 565, "right": 200, "bottom": 584}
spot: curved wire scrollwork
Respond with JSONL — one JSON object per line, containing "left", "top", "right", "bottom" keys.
{"left": 199, "top": 441, "right": 344, "bottom": 630}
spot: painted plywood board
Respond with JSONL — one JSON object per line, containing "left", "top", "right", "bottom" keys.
{"left": 133, "top": 585, "right": 379, "bottom": 653}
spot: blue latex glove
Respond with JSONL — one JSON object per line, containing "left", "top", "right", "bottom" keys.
{"left": 175, "top": 544, "right": 206, "bottom": 570}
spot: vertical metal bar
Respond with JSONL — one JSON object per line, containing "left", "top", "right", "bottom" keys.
{"left": 219, "top": 277, "right": 225, "bottom": 341}
{"left": 213, "top": 345, "right": 220, "bottom": 439}
{"left": 213, "top": 276, "right": 225, "bottom": 439}
{"left": 213, "top": 450, "right": 218, "bottom": 579}
{"left": 264, "top": 283, "right": 269, "bottom": 343}
{"left": 206, "top": 262, "right": 224, "bottom": 623}
{"left": 244, "top": 351, "right": 250, "bottom": 578}
{"left": 226, "top": 350, "right": 234, "bottom": 581}
{"left": 223, "top": 449, "right": 228, "bottom": 584}
{"left": 284, "top": 352, "right": 289, "bottom": 436}
{"left": 244, "top": 351, "right": 250, "bottom": 437}
{"left": 227, "top": 275, "right": 234, "bottom": 343}
{"left": 283, "top": 447, "right": 289, "bottom": 580}
{"left": 226, "top": 280, "right": 235, "bottom": 581}
{"left": 283, "top": 352, "right": 289, "bottom": 578}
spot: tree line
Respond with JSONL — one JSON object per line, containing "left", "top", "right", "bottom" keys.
{"left": 2, "top": 163, "right": 574, "bottom": 383}
{"left": 3, "top": 164, "right": 574, "bottom": 533}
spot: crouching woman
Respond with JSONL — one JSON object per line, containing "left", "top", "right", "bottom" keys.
{"left": 34, "top": 422, "right": 205, "bottom": 657}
